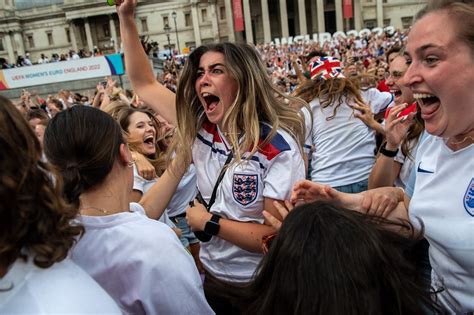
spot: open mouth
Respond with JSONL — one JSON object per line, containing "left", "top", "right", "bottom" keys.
{"left": 202, "top": 92, "right": 220, "bottom": 113}
{"left": 413, "top": 93, "right": 440, "bottom": 119}
{"left": 413, "top": 93, "right": 439, "bottom": 107}
{"left": 391, "top": 89, "right": 402, "bottom": 98}
{"left": 143, "top": 135, "right": 155, "bottom": 147}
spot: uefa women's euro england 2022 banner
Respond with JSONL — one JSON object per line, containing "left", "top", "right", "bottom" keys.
{"left": 0, "top": 54, "right": 124, "bottom": 90}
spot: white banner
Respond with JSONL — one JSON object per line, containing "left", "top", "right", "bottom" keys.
{"left": 0, "top": 54, "right": 124, "bottom": 90}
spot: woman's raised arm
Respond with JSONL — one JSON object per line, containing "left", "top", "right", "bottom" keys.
{"left": 116, "top": 0, "right": 177, "bottom": 125}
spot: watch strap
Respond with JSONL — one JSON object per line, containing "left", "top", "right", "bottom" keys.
{"left": 379, "top": 142, "right": 399, "bottom": 157}
{"left": 204, "top": 214, "right": 221, "bottom": 236}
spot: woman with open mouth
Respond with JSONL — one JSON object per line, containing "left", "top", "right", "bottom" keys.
{"left": 369, "top": 53, "right": 424, "bottom": 190}
{"left": 290, "top": 0, "right": 474, "bottom": 313}
{"left": 116, "top": 0, "right": 307, "bottom": 312}
{"left": 104, "top": 102, "right": 176, "bottom": 228}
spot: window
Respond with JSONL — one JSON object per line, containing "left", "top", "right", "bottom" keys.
{"left": 0, "top": 37, "right": 4, "bottom": 51}
{"left": 163, "top": 16, "right": 169, "bottom": 27}
{"left": 141, "top": 18, "right": 148, "bottom": 32}
{"left": 201, "top": 8, "right": 208, "bottom": 22}
{"left": 103, "top": 24, "right": 110, "bottom": 37}
{"left": 47, "top": 32, "right": 54, "bottom": 45}
{"left": 65, "top": 28, "right": 71, "bottom": 43}
{"left": 383, "top": 19, "right": 391, "bottom": 27}
{"left": 401, "top": 16, "right": 413, "bottom": 29}
{"left": 27, "top": 34, "right": 35, "bottom": 48}
{"left": 364, "top": 19, "right": 376, "bottom": 29}
{"left": 219, "top": 6, "right": 226, "bottom": 20}
{"left": 185, "top": 13, "right": 192, "bottom": 27}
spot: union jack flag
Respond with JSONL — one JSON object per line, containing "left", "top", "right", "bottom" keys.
{"left": 310, "top": 56, "right": 344, "bottom": 80}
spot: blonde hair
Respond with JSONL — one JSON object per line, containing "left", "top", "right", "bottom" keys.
{"left": 171, "top": 43, "right": 307, "bottom": 170}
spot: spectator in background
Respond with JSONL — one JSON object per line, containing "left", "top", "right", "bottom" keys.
{"left": 46, "top": 99, "right": 64, "bottom": 118}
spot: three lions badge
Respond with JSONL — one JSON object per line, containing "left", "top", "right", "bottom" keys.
{"left": 233, "top": 174, "right": 258, "bottom": 206}
{"left": 464, "top": 178, "right": 474, "bottom": 217}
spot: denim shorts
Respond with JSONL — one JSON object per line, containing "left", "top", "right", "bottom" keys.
{"left": 333, "top": 178, "right": 369, "bottom": 193}
{"left": 172, "top": 215, "right": 199, "bottom": 248}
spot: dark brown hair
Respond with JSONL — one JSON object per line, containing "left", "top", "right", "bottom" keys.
{"left": 0, "top": 95, "right": 83, "bottom": 270}
{"left": 103, "top": 100, "right": 167, "bottom": 175}
{"left": 219, "top": 202, "right": 441, "bottom": 315}
{"left": 44, "top": 106, "right": 124, "bottom": 208}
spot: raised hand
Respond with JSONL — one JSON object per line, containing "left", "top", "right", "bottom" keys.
{"left": 114, "top": 0, "right": 137, "bottom": 18}
{"left": 290, "top": 180, "right": 338, "bottom": 205}
{"left": 263, "top": 200, "right": 294, "bottom": 231}
{"left": 359, "top": 187, "right": 405, "bottom": 218}
{"left": 132, "top": 151, "right": 157, "bottom": 180}
{"left": 385, "top": 103, "right": 416, "bottom": 149}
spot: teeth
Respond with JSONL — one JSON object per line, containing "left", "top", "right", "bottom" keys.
{"left": 413, "top": 93, "right": 435, "bottom": 99}
{"left": 202, "top": 92, "right": 210, "bottom": 97}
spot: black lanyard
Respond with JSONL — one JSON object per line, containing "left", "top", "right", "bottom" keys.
{"left": 196, "top": 151, "right": 233, "bottom": 212}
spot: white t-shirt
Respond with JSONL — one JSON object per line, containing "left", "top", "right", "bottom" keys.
{"left": 393, "top": 138, "right": 419, "bottom": 189}
{"left": 71, "top": 203, "right": 213, "bottom": 315}
{"left": 360, "top": 88, "right": 393, "bottom": 115}
{"left": 309, "top": 96, "right": 381, "bottom": 186}
{"left": 166, "top": 164, "right": 198, "bottom": 218}
{"left": 193, "top": 121, "right": 305, "bottom": 282}
{"left": 0, "top": 256, "right": 121, "bottom": 314}
{"left": 408, "top": 135, "right": 474, "bottom": 313}
{"left": 133, "top": 166, "right": 176, "bottom": 228}
{"left": 300, "top": 105, "right": 313, "bottom": 160}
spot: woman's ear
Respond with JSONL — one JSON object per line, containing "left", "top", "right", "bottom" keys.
{"left": 118, "top": 143, "right": 133, "bottom": 166}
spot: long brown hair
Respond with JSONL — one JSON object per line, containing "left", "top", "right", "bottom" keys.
{"left": 293, "top": 77, "right": 365, "bottom": 120}
{"left": 0, "top": 95, "right": 83, "bottom": 270}
{"left": 44, "top": 106, "right": 124, "bottom": 209}
{"left": 171, "top": 42, "right": 306, "bottom": 171}
{"left": 103, "top": 100, "right": 167, "bottom": 176}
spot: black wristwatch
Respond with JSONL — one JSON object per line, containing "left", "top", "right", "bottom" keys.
{"left": 204, "top": 214, "right": 221, "bottom": 236}
{"left": 380, "top": 142, "right": 399, "bottom": 157}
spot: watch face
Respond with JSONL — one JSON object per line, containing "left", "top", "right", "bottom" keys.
{"left": 205, "top": 221, "right": 220, "bottom": 236}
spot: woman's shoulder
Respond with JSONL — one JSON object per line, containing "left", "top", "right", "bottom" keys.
{"left": 1, "top": 257, "right": 121, "bottom": 314}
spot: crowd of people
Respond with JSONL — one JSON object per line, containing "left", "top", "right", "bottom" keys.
{"left": 1, "top": 0, "right": 473, "bottom": 314}
{"left": 0, "top": 47, "right": 108, "bottom": 69}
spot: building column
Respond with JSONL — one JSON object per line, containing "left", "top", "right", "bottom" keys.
{"left": 109, "top": 15, "right": 118, "bottom": 52}
{"left": 354, "top": 0, "right": 362, "bottom": 30}
{"left": 316, "top": 0, "right": 325, "bottom": 33}
{"left": 376, "top": 0, "right": 383, "bottom": 27}
{"left": 279, "top": 0, "right": 289, "bottom": 38}
{"left": 224, "top": 0, "right": 235, "bottom": 42}
{"left": 68, "top": 21, "right": 78, "bottom": 51}
{"left": 242, "top": 0, "right": 253, "bottom": 43}
{"left": 84, "top": 18, "right": 94, "bottom": 52}
{"left": 13, "top": 32, "right": 25, "bottom": 57}
{"left": 261, "top": 0, "right": 271, "bottom": 43}
{"left": 209, "top": 0, "right": 220, "bottom": 41}
{"left": 191, "top": 2, "right": 202, "bottom": 46}
{"left": 4, "top": 33, "right": 15, "bottom": 63}
{"left": 335, "top": 0, "right": 343, "bottom": 31}
{"left": 297, "top": 0, "right": 307, "bottom": 35}
{"left": 310, "top": 0, "right": 318, "bottom": 33}
{"left": 69, "top": 22, "right": 78, "bottom": 51}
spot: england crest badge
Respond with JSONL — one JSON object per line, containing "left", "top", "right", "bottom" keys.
{"left": 233, "top": 173, "right": 258, "bottom": 206}
{"left": 464, "top": 178, "right": 474, "bottom": 217}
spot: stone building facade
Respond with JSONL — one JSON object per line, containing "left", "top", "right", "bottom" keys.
{"left": 0, "top": 0, "right": 426, "bottom": 63}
